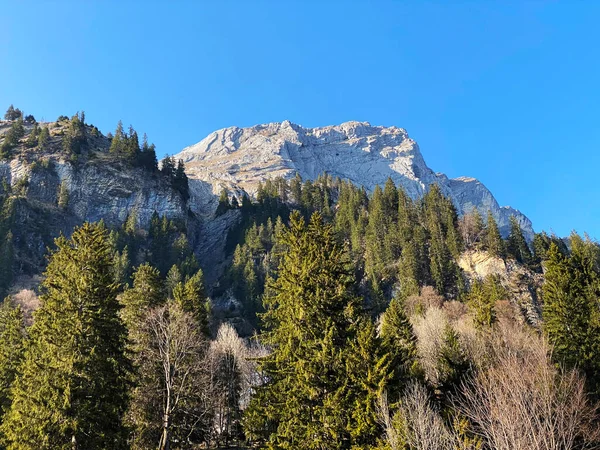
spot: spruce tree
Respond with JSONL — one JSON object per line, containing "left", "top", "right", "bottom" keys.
{"left": 506, "top": 215, "right": 531, "bottom": 264}
{"left": 244, "top": 211, "right": 389, "bottom": 448}
{"left": 379, "top": 296, "right": 420, "bottom": 402}
{"left": 216, "top": 188, "right": 230, "bottom": 216}
{"left": 0, "top": 298, "right": 25, "bottom": 417}
{"left": 1, "top": 223, "right": 131, "bottom": 449}
{"left": 120, "top": 263, "right": 164, "bottom": 337}
{"left": 484, "top": 211, "right": 505, "bottom": 258}
{"left": 172, "top": 269, "right": 209, "bottom": 336}
{"left": 109, "top": 120, "right": 126, "bottom": 155}
{"left": 543, "top": 238, "right": 600, "bottom": 395}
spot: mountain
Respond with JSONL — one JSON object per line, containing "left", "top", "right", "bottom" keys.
{"left": 175, "top": 120, "right": 533, "bottom": 239}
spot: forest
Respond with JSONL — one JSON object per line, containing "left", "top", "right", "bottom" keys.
{"left": 0, "top": 106, "right": 599, "bottom": 449}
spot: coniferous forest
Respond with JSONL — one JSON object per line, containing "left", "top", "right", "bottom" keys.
{"left": 1, "top": 107, "right": 600, "bottom": 449}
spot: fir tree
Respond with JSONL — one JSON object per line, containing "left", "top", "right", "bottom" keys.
{"left": 172, "top": 269, "right": 209, "bottom": 336}
{"left": 109, "top": 120, "right": 126, "bottom": 155}
{"left": 0, "top": 298, "right": 25, "bottom": 418}
{"left": 244, "top": 212, "right": 389, "bottom": 448}
{"left": 543, "top": 238, "right": 600, "bottom": 395}
{"left": 37, "top": 126, "right": 50, "bottom": 151}
{"left": 506, "top": 215, "right": 532, "bottom": 264}
{"left": 1, "top": 222, "right": 131, "bottom": 449}
{"left": 484, "top": 211, "right": 505, "bottom": 258}
{"left": 379, "top": 296, "right": 420, "bottom": 402}
{"left": 57, "top": 180, "right": 69, "bottom": 209}
{"left": 216, "top": 188, "right": 230, "bottom": 216}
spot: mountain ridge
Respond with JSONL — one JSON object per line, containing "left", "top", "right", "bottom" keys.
{"left": 175, "top": 120, "right": 534, "bottom": 239}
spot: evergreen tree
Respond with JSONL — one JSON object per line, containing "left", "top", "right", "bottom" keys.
{"left": 172, "top": 269, "right": 209, "bottom": 336}
{"left": 160, "top": 155, "right": 175, "bottom": 179}
{"left": 125, "top": 125, "right": 140, "bottom": 162}
{"left": 57, "top": 180, "right": 69, "bottom": 209}
{"left": 120, "top": 263, "right": 164, "bottom": 343}
{"left": 379, "top": 296, "right": 420, "bottom": 403}
{"left": 1, "top": 223, "right": 131, "bottom": 449}
{"left": 483, "top": 211, "right": 505, "bottom": 258}
{"left": 543, "top": 238, "right": 600, "bottom": 395}
{"left": 109, "top": 120, "right": 126, "bottom": 155}
{"left": 139, "top": 133, "right": 158, "bottom": 171}
{"left": 173, "top": 159, "right": 189, "bottom": 201}
{"left": 37, "top": 126, "right": 50, "bottom": 151}
{"left": 506, "top": 215, "right": 531, "bottom": 264}
{"left": 4, "top": 105, "right": 22, "bottom": 121}
{"left": 244, "top": 212, "right": 389, "bottom": 448}
{"left": 435, "top": 325, "right": 470, "bottom": 403}
{"left": 0, "top": 298, "right": 25, "bottom": 418}
{"left": 25, "top": 123, "right": 39, "bottom": 148}
{"left": 216, "top": 188, "right": 230, "bottom": 216}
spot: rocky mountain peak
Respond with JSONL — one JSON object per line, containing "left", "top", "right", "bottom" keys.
{"left": 176, "top": 121, "right": 534, "bottom": 239}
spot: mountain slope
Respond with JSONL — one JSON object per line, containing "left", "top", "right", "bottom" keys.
{"left": 176, "top": 120, "right": 533, "bottom": 239}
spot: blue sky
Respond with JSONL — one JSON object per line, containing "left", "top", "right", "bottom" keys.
{"left": 1, "top": 2, "right": 599, "bottom": 238}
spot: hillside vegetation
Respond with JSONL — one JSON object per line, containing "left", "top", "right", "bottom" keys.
{"left": 0, "top": 105, "right": 598, "bottom": 449}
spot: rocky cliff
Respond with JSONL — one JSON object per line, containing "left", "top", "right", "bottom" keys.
{"left": 176, "top": 121, "right": 534, "bottom": 239}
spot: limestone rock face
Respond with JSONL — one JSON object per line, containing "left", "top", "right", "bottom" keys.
{"left": 459, "top": 250, "right": 543, "bottom": 325}
{"left": 176, "top": 121, "right": 534, "bottom": 239}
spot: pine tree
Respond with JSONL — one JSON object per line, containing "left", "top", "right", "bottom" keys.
{"left": 173, "top": 159, "right": 189, "bottom": 201}
{"left": 1, "top": 223, "right": 132, "bottom": 449}
{"left": 506, "top": 215, "right": 531, "bottom": 264}
{"left": 216, "top": 188, "right": 230, "bottom": 216}
{"left": 37, "top": 126, "right": 50, "bottom": 151}
{"left": 435, "top": 325, "right": 470, "bottom": 403}
{"left": 160, "top": 155, "right": 175, "bottom": 179}
{"left": 57, "top": 180, "right": 69, "bottom": 209}
{"left": 483, "top": 211, "right": 505, "bottom": 258}
{"left": 139, "top": 133, "right": 158, "bottom": 171}
{"left": 4, "top": 105, "right": 22, "bottom": 121}
{"left": 0, "top": 298, "right": 25, "bottom": 417}
{"left": 543, "top": 238, "right": 600, "bottom": 395}
{"left": 172, "top": 269, "right": 209, "bottom": 336}
{"left": 379, "top": 296, "right": 420, "bottom": 403}
{"left": 125, "top": 125, "right": 140, "bottom": 162}
{"left": 109, "top": 120, "right": 126, "bottom": 155}
{"left": 244, "top": 212, "right": 389, "bottom": 448}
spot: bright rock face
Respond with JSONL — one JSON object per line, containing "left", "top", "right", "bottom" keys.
{"left": 176, "top": 120, "right": 534, "bottom": 239}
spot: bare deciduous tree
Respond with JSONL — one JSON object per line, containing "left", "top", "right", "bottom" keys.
{"left": 454, "top": 339, "right": 600, "bottom": 450}
{"left": 129, "top": 301, "right": 210, "bottom": 450}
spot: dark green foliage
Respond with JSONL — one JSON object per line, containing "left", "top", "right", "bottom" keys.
{"left": 139, "top": 133, "right": 158, "bottom": 171}
{"left": 467, "top": 275, "right": 506, "bottom": 329}
{"left": 25, "top": 123, "right": 39, "bottom": 148}
{"left": 109, "top": 120, "right": 126, "bottom": 155}
{"left": 4, "top": 105, "right": 22, "bottom": 121}
{"left": 172, "top": 269, "right": 209, "bottom": 335}
{"left": 216, "top": 188, "right": 231, "bottom": 216}
{"left": 62, "top": 112, "right": 87, "bottom": 155}
{"left": 379, "top": 296, "right": 420, "bottom": 402}
{"left": 173, "top": 159, "right": 189, "bottom": 201}
{"left": 120, "top": 263, "right": 164, "bottom": 340}
{"left": 436, "top": 325, "right": 470, "bottom": 402}
{"left": 37, "top": 126, "right": 49, "bottom": 151}
{"left": 0, "top": 298, "right": 25, "bottom": 418}
{"left": 0, "top": 117, "right": 25, "bottom": 158}
{"left": 1, "top": 223, "right": 131, "bottom": 449}
{"left": 57, "top": 180, "right": 69, "bottom": 209}
{"left": 423, "top": 185, "right": 464, "bottom": 297}
{"left": 244, "top": 212, "right": 391, "bottom": 448}
{"left": 483, "top": 211, "right": 505, "bottom": 258}
{"left": 543, "top": 236, "right": 600, "bottom": 396}
{"left": 160, "top": 155, "right": 175, "bottom": 178}
{"left": 507, "top": 215, "right": 531, "bottom": 264}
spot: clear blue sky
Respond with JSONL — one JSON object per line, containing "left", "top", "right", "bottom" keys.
{"left": 1, "top": 2, "right": 599, "bottom": 238}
